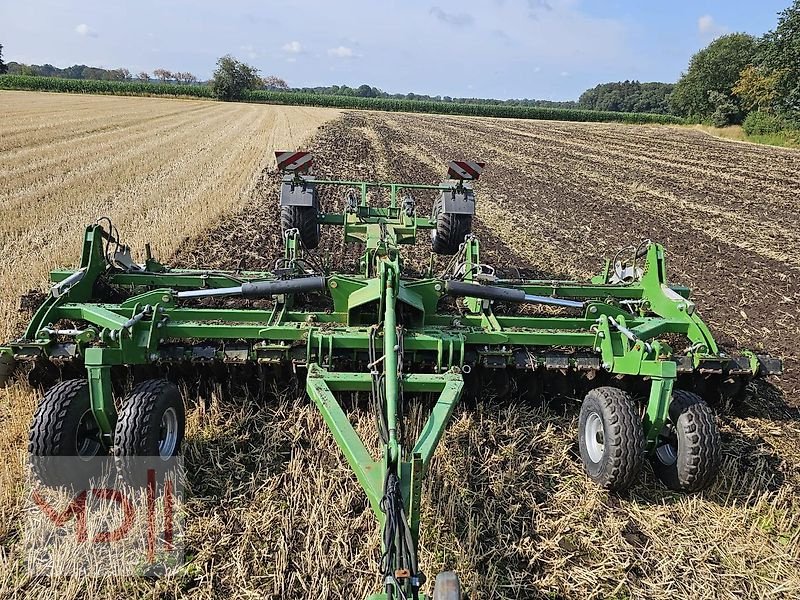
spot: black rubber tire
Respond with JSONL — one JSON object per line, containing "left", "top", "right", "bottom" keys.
{"left": 28, "top": 379, "right": 106, "bottom": 488}
{"left": 114, "top": 379, "right": 185, "bottom": 487}
{"left": 578, "top": 386, "right": 644, "bottom": 492}
{"left": 281, "top": 205, "right": 320, "bottom": 250}
{"left": 651, "top": 390, "right": 721, "bottom": 492}
{"left": 430, "top": 197, "right": 471, "bottom": 255}
{"left": 433, "top": 571, "right": 461, "bottom": 600}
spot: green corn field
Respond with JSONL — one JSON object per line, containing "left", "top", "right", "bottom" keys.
{"left": 0, "top": 75, "right": 684, "bottom": 125}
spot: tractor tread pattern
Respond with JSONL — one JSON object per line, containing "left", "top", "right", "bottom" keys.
{"left": 582, "top": 386, "right": 644, "bottom": 492}
{"left": 662, "top": 390, "right": 721, "bottom": 492}
{"left": 431, "top": 197, "right": 472, "bottom": 255}
{"left": 29, "top": 379, "right": 88, "bottom": 457}
{"left": 28, "top": 379, "right": 104, "bottom": 487}
{"left": 114, "top": 379, "right": 175, "bottom": 457}
{"left": 281, "top": 206, "right": 320, "bottom": 250}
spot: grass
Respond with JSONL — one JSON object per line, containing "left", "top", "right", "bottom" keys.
{"left": 0, "top": 75, "right": 685, "bottom": 125}
{"left": 693, "top": 124, "right": 800, "bottom": 149}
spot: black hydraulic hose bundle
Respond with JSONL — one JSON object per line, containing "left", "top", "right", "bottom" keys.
{"left": 380, "top": 472, "right": 421, "bottom": 600}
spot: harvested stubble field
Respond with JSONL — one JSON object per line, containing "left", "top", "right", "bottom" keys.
{"left": 2, "top": 93, "right": 800, "bottom": 600}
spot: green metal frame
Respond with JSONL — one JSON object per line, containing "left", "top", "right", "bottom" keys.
{"left": 1, "top": 175, "right": 781, "bottom": 600}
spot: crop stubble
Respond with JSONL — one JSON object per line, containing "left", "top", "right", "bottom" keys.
{"left": 1, "top": 98, "right": 799, "bottom": 600}
{"left": 173, "top": 112, "right": 800, "bottom": 599}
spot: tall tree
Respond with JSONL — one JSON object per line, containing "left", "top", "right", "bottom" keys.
{"left": 211, "top": 55, "right": 260, "bottom": 101}
{"left": 262, "top": 75, "right": 288, "bottom": 89}
{"left": 0, "top": 44, "right": 7, "bottom": 75}
{"left": 153, "top": 68, "right": 173, "bottom": 82}
{"left": 137, "top": 71, "right": 150, "bottom": 82}
{"left": 670, "top": 33, "right": 759, "bottom": 123}
{"left": 757, "top": 0, "right": 800, "bottom": 117}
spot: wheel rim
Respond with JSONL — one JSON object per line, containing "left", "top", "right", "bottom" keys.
{"left": 655, "top": 440, "right": 678, "bottom": 466}
{"left": 158, "top": 407, "right": 178, "bottom": 459}
{"left": 584, "top": 412, "right": 605, "bottom": 463}
{"left": 76, "top": 409, "right": 102, "bottom": 461}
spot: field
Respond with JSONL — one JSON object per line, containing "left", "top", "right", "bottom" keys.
{"left": 1, "top": 92, "right": 799, "bottom": 599}
{"left": 0, "top": 75, "right": 683, "bottom": 125}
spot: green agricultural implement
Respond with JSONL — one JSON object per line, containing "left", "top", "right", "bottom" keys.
{"left": 2, "top": 153, "right": 781, "bottom": 599}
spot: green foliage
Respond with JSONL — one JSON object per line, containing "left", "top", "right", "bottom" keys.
{"left": 210, "top": 55, "right": 260, "bottom": 101}
{"left": 6, "top": 61, "right": 134, "bottom": 80}
{"left": 288, "top": 83, "right": 579, "bottom": 109}
{"left": 0, "top": 75, "right": 213, "bottom": 98}
{"left": 0, "top": 44, "right": 6, "bottom": 75}
{"left": 733, "top": 65, "right": 785, "bottom": 113}
{"left": 578, "top": 81, "right": 675, "bottom": 114}
{"left": 742, "top": 110, "right": 788, "bottom": 135}
{"left": 671, "top": 33, "right": 759, "bottom": 124}
{"left": 0, "top": 75, "right": 683, "bottom": 125}
{"left": 243, "top": 88, "right": 683, "bottom": 124}
{"left": 758, "top": 0, "right": 800, "bottom": 118}
{"left": 708, "top": 91, "right": 740, "bottom": 127}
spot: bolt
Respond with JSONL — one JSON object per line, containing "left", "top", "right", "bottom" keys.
{"left": 602, "top": 362, "right": 612, "bottom": 370}
{"left": 598, "top": 332, "right": 605, "bottom": 339}
{"left": 589, "top": 306, "right": 597, "bottom": 314}
{"left": 330, "top": 281, "right": 338, "bottom": 289}
{"left": 149, "top": 353, "right": 159, "bottom": 361}
{"left": 434, "top": 283, "right": 442, "bottom": 292}
{"left": 162, "top": 295, "right": 171, "bottom": 303}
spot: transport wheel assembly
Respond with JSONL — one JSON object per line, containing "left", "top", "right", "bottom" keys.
{"left": 114, "top": 379, "right": 185, "bottom": 486}
{"left": 431, "top": 195, "right": 472, "bottom": 255}
{"left": 578, "top": 386, "right": 645, "bottom": 492}
{"left": 651, "top": 390, "right": 721, "bottom": 492}
{"left": 28, "top": 379, "right": 106, "bottom": 487}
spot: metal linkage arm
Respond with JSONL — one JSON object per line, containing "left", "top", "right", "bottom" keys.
{"left": 444, "top": 280, "right": 585, "bottom": 309}
{"left": 176, "top": 276, "right": 326, "bottom": 299}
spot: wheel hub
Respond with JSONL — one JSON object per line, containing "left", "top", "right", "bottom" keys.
{"left": 76, "top": 409, "right": 102, "bottom": 461}
{"left": 584, "top": 412, "right": 605, "bottom": 463}
{"left": 158, "top": 407, "right": 178, "bottom": 459}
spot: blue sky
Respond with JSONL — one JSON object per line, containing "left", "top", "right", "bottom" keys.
{"left": 0, "top": 0, "right": 791, "bottom": 100}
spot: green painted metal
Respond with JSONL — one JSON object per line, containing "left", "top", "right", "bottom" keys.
{"left": 1, "top": 173, "right": 782, "bottom": 600}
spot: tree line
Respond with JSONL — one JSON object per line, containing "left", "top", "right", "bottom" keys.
{"left": 2, "top": 0, "right": 798, "bottom": 131}
{"left": 578, "top": 81, "right": 675, "bottom": 115}
{"left": 670, "top": 0, "right": 799, "bottom": 134}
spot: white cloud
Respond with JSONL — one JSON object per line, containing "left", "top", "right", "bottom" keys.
{"left": 430, "top": 7, "right": 474, "bottom": 27}
{"left": 560, "top": 71, "right": 570, "bottom": 77}
{"left": 698, "top": 14, "right": 728, "bottom": 38}
{"left": 282, "top": 41, "right": 303, "bottom": 54}
{"left": 74, "top": 23, "right": 97, "bottom": 38}
{"left": 327, "top": 45, "right": 356, "bottom": 59}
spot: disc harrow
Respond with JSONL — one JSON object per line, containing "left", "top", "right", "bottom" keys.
{"left": 2, "top": 153, "right": 782, "bottom": 599}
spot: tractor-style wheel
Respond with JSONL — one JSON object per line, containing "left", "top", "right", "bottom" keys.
{"left": 651, "top": 390, "right": 721, "bottom": 492}
{"left": 281, "top": 206, "right": 320, "bottom": 250}
{"left": 433, "top": 571, "right": 461, "bottom": 600}
{"left": 431, "top": 197, "right": 471, "bottom": 255}
{"left": 29, "top": 379, "right": 106, "bottom": 488}
{"left": 578, "top": 386, "right": 644, "bottom": 492}
{"left": 114, "top": 379, "right": 185, "bottom": 486}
